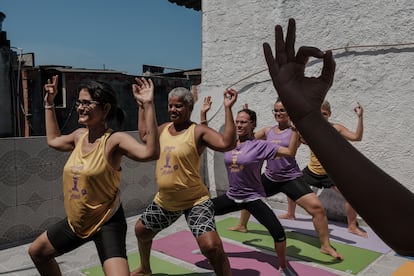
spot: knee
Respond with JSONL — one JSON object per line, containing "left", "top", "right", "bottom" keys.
{"left": 198, "top": 233, "right": 225, "bottom": 259}
{"left": 134, "top": 220, "right": 154, "bottom": 241}
{"left": 28, "top": 237, "right": 50, "bottom": 264}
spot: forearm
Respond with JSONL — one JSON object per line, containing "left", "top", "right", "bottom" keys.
{"left": 44, "top": 105, "right": 61, "bottom": 146}
{"left": 222, "top": 106, "right": 237, "bottom": 148}
{"left": 138, "top": 106, "right": 147, "bottom": 142}
{"left": 295, "top": 111, "right": 414, "bottom": 255}
{"left": 141, "top": 102, "right": 159, "bottom": 159}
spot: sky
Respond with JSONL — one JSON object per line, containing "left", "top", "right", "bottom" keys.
{"left": 1, "top": 0, "right": 201, "bottom": 75}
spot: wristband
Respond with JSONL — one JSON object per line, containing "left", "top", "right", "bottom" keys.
{"left": 44, "top": 103, "right": 55, "bottom": 109}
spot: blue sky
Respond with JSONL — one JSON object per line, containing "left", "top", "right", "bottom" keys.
{"left": 1, "top": 0, "right": 201, "bottom": 75}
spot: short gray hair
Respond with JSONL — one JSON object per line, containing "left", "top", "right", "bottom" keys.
{"left": 168, "top": 87, "right": 194, "bottom": 108}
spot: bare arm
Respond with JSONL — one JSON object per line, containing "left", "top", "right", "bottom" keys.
{"left": 200, "top": 96, "right": 212, "bottom": 125}
{"left": 43, "top": 75, "right": 77, "bottom": 151}
{"left": 199, "top": 89, "right": 237, "bottom": 152}
{"left": 334, "top": 103, "right": 364, "bottom": 141}
{"left": 119, "top": 77, "right": 159, "bottom": 161}
{"left": 263, "top": 18, "right": 414, "bottom": 256}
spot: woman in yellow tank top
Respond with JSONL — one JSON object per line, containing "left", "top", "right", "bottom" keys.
{"left": 131, "top": 86, "right": 238, "bottom": 276}
{"left": 28, "top": 76, "right": 159, "bottom": 276}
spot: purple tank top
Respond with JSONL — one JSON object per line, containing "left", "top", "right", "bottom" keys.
{"left": 263, "top": 126, "right": 302, "bottom": 182}
{"left": 224, "top": 139, "right": 279, "bottom": 201}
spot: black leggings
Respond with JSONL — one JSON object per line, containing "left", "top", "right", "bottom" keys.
{"left": 212, "top": 194, "right": 286, "bottom": 243}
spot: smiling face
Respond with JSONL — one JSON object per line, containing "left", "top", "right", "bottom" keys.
{"left": 168, "top": 96, "right": 192, "bottom": 123}
{"left": 235, "top": 111, "right": 255, "bottom": 140}
{"left": 272, "top": 101, "right": 289, "bottom": 125}
{"left": 77, "top": 89, "right": 105, "bottom": 126}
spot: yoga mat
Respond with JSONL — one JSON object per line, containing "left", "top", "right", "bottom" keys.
{"left": 272, "top": 209, "right": 391, "bottom": 254}
{"left": 216, "top": 217, "right": 382, "bottom": 275}
{"left": 392, "top": 261, "right": 414, "bottom": 276}
{"left": 82, "top": 252, "right": 201, "bottom": 276}
{"left": 152, "top": 230, "right": 339, "bottom": 276}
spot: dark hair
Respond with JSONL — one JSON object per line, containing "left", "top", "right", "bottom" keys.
{"left": 77, "top": 80, "right": 125, "bottom": 127}
{"left": 238, "top": 108, "right": 257, "bottom": 124}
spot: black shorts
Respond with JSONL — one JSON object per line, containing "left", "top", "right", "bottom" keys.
{"left": 261, "top": 173, "right": 314, "bottom": 201}
{"left": 302, "top": 166, "right": 335, "bottom": 189}
{"left": 47, "top": 205, "right": 127, "bottom": 264}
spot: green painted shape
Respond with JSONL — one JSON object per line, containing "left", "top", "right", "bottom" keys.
{"left": 217, "top": 217, "right": 382, "bottom": 275}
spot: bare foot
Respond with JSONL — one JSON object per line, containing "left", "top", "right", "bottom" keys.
{"left": 278, "top": 213, "right": 296, "bottom": 220}
{"left": 348, "top": 227, "right": 368, "bottom": 238}
{"left": 130, "top": 268, "right": 152, "bottom": 276}
{"left": 320, "top": 245, "right": 344, "bottom": 260}
{"left": 227, "top": 225, "right": 248, "bottom": 233}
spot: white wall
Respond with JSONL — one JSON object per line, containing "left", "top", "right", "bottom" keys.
{"left": 194, "top": 0, "right": 414, "bottom": 199}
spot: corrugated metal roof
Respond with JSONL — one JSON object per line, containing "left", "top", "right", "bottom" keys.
{"left": 168, "top": 0, "right": 201, "bottom": 11}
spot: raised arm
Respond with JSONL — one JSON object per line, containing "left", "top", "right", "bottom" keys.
{"left": 263, "top": 18, "right": 414, "bottom": 256}
{"left": 334, "top": 102, "right": 364, "bottom": 141}
{"left": 117, "top": 77, "right": 159, "bottom": 161}
{"left": 43, "top": 75, "right": 77, "bottom": 151}
{"left": 200, "top": 96, "right": 212, "bottom": 125}
{"left": 199, "top": 89, "right": 238, "bottom": 152}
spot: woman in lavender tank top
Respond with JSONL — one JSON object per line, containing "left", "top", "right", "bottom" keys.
{"left": 227, "top": 99, "right": 343, "bottom": 260}
{"left": 211, "top": 108, "right": 297, "bottom": 275}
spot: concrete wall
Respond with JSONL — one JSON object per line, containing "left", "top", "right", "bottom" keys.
{"left": 0, "top": 134, "right": 208, "bottom": 248}
{"left": 194, "top": 0, "right": 414, "bottom": 205}
{"left": 0, "top": 134, "right": 158, "bottom": 248}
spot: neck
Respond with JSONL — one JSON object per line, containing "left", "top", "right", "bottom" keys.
{"left": 172, "top": 120, "right": 192, "bottom": 132}
{"left": 87, "top": 125, "right": 107, "bottom": 143}
{"left": 278, "top": 122, "right": 290, "bottom": 130}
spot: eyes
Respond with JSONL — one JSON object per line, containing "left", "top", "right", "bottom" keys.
{"left": 272, "top": 108, "right": 286, "bottom": 114}
{"left": 75, "top": 99, "right": 101, "bottom": 109}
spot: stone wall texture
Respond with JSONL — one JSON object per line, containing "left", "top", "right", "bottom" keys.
{"left": 193, "top": 0, "right": 414, "bottom": 206}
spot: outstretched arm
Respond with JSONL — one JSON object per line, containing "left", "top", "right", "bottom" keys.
{"left": 263, "top": 18, "right": 414, "bottom": 256}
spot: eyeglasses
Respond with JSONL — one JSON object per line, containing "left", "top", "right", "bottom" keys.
{"left": 272, "top": 108, "right": 286, "bottom": 114}
{"left": 235, "top": 120, "right": 251, "bottom": 125}
{"left": 75, "top": 99, "right": 101, "bottom": 108}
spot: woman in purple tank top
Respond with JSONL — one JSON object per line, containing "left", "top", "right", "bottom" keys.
{"left": 226, "top": 99, "right": 343, "bottom": 260}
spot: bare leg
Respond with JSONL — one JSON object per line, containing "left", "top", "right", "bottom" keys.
{"left": 274, "top": 240, "right": 288, "bottom": 269}
{"left": 296, "top": 193, "right": 343, "bottom": 260}
{"left": 197, "top": 231, "right": 231, "bottom": 276}
{"left": 130, "top": 219, "right": 156, "bottom": 276}
{"left": 278, "top": 198, "right": 297, "bottom": 220}
{"left": 345, "top": 201, "right": 368, "bottom": 238}
{"left": 227, "top": 209, "right": 250, "bottom": 233}
{"left": 28, "top": 231, "right": 62, "bottom": 276}
{"left": 332, "top": 186, "right": 368, "bottom": 238}
{"left": 104, "top": 257, "right": 130, "bottom": 276}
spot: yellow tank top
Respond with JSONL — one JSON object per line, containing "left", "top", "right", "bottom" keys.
{"left": 307, "top": 150, "right": 327, "bottom": 175}
{"left": 154, "top": 123, "right": 209, "bottom": 211}
{"left": 63, "top": 129, "right": 121, "bottom": 238}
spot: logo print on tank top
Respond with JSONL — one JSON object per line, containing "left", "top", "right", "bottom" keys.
{"left": 229, "top": 149, "right": 244, "bottom": 172}
{"left": 70, "top": 165, "right": 87, "bottom": 199}
{"left": 160, "top": 146, "right": 178, "bottom": 175}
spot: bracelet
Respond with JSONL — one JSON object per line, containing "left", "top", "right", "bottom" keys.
{"left": 44, "top": 103, "right": 55, "bottom": 109}
{"left": 200, "top": 120, "right": 207, "bottom": 124}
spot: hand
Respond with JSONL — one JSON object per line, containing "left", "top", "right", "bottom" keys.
{"left": 132, "top": 77, "right": 154, "bottom": 106}
{"left": 242, "top": 103, "right": 249, "bottom": 109}
{"left": 223, "top": 88, "right": 237, "bottom": 108}
{"left": 44, "top": 75, "right": 59, "bottom": 104}
{"left": 263, "top": 18, "right": 336, "bottom": 122}
{"left": 201, "top": 96, "right": 212, "bottom": 114}
{"left": 354, "top": 102, "right": 363, "bottom": 117}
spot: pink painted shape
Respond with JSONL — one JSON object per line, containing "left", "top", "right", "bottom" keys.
{"left": 152, "top": 230, "right": 339, "bottom": 276}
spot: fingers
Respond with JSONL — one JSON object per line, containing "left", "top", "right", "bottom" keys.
{"left": 296, "top": 46, "right": 324, "bottom": 65}
{"left": 275, "top": 25, "right": 287, "bottom": 65}
{"left": 263, "top": 42, "right": 279, "bottom": 78}
{"left": 320, "top": 50, "right": 336, "bottom": 87}
{"left": 285, "top": 18, "right": 296, "bottom": 62}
